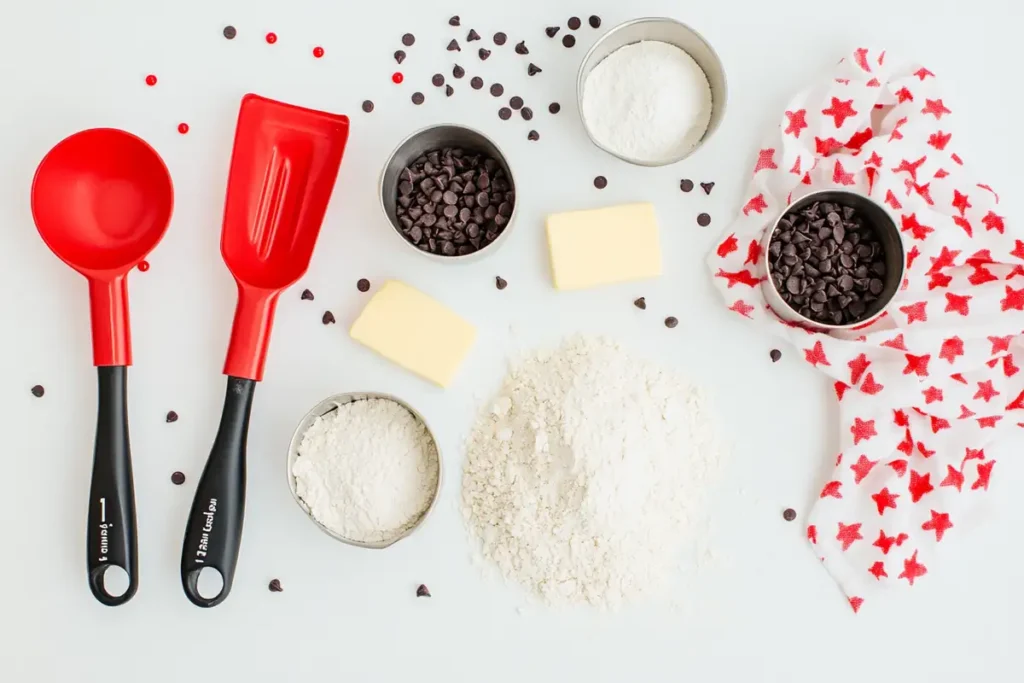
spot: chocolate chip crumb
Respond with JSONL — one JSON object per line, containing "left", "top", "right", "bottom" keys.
{"left": 568, "top": 16, "right": 582, "bottom": 30}
{"left": 697, "top": 213, "right": 712, "bottom": 227}
{"left": 268, "top": 578, "right": 283, "bottom": 592}
{"left": 478, "top": 47, "right": 491, "bottom": 61}
{"left": 634, "top": 297, "right": 647, "bottom": 310}
{"left": 416, "top": 584, "right": 431, "bottom": 598}
{"left": 593, "top": 175, "right": 607, "bottom": 189}
{"left": 445, "top": 84, "right": 454, "bottom": 97}
{"left": 514, "top": 40, "right": 529, "bottom": 55}
{"left": 770, "top": 349, "right": 782, "bottom": 363}
{"left": 394, "top": 50, "right": 406, "bottom": 64}
{"left": 548, "top": 102, "right": 561, "bottom": 114}
{"left": 361, "top": 100, "right": 374, "bottom": 113}
{"left": 545, "top": 26, "right": 560, "bottom": 38}
{"left": 411, "top": 91, "right": 425, "bottom": 105}
{"left": 700, "top": 181, "right": 715, "bottom": 195}
{"left": 493, "top": 32, "right": 507, "bottom": 45}
{"left": 498, "top": 107, "right": 512, "bottom": 120}
{"left": 527, "top": 63, "right": 542, "bottom": 76}
{"left": 510, "top": 95, "right": 524, "bottom": 110}
{"left": 527, "top": 130, "right": 539, "bottom": 141}
{"left": 783, "top": 508, "right": 797, "bottom": 522}
{"left": 166, "top": 410, "right": 179, "bottom": 423}
{"left": 448, "top": 15, "right": 461, "bottom": 27}
{"left": 467, "top": 29, "right": 481, "bottom": 42}
{"left": 447, "top": 39, "right": 460, "bottom": 52}
{"left": 357, "top": 278, "right": 371, "bottom": 292}
{"left": 470, "top": 76, "right": 483, "bottom": 90}
{"left": 322, "top": 311, "right": 336, "bottom": 325}
{"left": 301, "top": 288, "right": 315, "bottom": 300}
{"left": 521, "top": 107, "right": 533, "bottom": 121}
{"left": 562, "top": 34, "right": 576, "bottom": 48}
{"left": 171, "top": 471, "right": 186, "bottom": 485}
{"left": 680, "top": 179, "right": 694, "bottom": 192}
{"left": 495, "top": 276, "right": 508, "bottom": 290}
{"left": 30, "top": 384, "right": 44, "bottom": 398}
{"left": 664, "top": 316, "right": 679, "bottom": 329}
{"left": 453, "top": 64, "right": 465, "bottom": 78}
{"left": 489, "top": 83, "right": 504, "bottom": 97}
{"left": 401, "top": 33, "right": 415, "bottom": 47}
{"left": 223, "top": 25, "right": 237, "bottom": 40}
{"left": 432, "top": 74, "right": 445, "bottom": 87}
{"left": 589, "top": 15, "right": 602, "bottom": 28}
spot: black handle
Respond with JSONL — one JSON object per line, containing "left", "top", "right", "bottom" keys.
{"left": 180, "top": 377, "right": 256, "bottom": 607}
{"left": 87, "top": 366, "right": 138, "bottom": 606}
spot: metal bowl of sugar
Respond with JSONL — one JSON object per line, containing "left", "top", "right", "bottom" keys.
{"left": 286, "top": 392, "right": 443, "bottom": 549}
{"left": 576, "top": 17, "right": 728, "bottom": 166}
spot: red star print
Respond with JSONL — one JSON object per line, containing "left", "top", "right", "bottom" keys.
{"left": 883, "top": 334, "right": 907, "bottom": 351}
{"left": 728, "top": 300, "right": 755, "bottom": 319}
{"left": 716, "top": 234, "right": 738, "bottom": 258}
{"left": 917, "top": 441, "right": 936, "bottom": 458}
{"left": 982, "top": 211, "right": 1005, "bottom": 234}
{"left": 848, "top": 596, "right": 864, "bottom": 613}
{"left": 850, "top": 454, "right": 879, "bottom": 484}
{"left": 939, "top": 336, "right": 964, "bottom": 364}
{"left": 871, "top": 487, "right": 899, "bottom": 515}
{"left": 1012, "top": 241, "right": 1024, "bottom": 261}
{"left": 897, "top": 428, "right": 913, "bottom": 455}
{"left": 964, "top": 447, "right": 986, "bottom": 462}
{"left": 715, "top": 268, "right": 760, "bottom": 288}
{"left": 834, "top": 381, "right": 849, "bottom": 401}
{"left": 903, "top": 353, "right": 931, "bottom": 377}
{"left": 822, "top": 97, "right": 858, "bottom": 128}
{"left": 742, "top": 194, "right": 768, "bottom": 216}
{"left": 922, "top": 510, "right": 953, "bottom": 542}
{"left": 952, "top": 153, "right": 964, "bottom": 165}
{"left": 845, "top": 128, "right": 873, "bottom": 150}
{"left": 931, "top": 415, "right": 951, "bottom": 433}
{"left": 978, "top": 415, "right": 1002, "bottom": 428}
{"left": 951, "top": 189, "right": 971, "bottom": 216}
{"left": 907, "top": 246, "right": 922, "bottom": 270}
{"left": 934, "top": 168, "right": 949, "bottom": 179}
{"left": 921, "top": 98, "right": 951, "bottom": 119}
{"left": 928, "top": 272, "right": 952, "bottom": 290}
{"left": 921, "top": 386, "right": 943, "bottom": 403}
{"left": 801, "top": 172, "right": 812, "bottom": 185}
{"left": 953, "top": 216, "right": 972, "bottom": 237}
{"left": 976, "top": 182, "right": 998, "bottom": 200}
{"left": 974, "top": 380, "right": 1000, "bottom": 403}
{"left": 789, "top": 156, "right": 802, "bottom": 176}
{"left": 820, "top": 481, "right": 843, "bottom": 499}
{"left": 969, "top": 264, "right": 998, "bottom": 286}
{"left": 1010, "top": 265, "right": 1024, "bottom": 280}
{"left": 754, "top": 148, "right": 778, "bottom": 173}
{"left": 847, "top": 354, "right": 870, "bottom": 385}
{"left": 836, "top": 522, "right": 863, "bottom": 551}
{"left": 915, "top": 67, "right": 935, "bottom": 80}
{"left": 951, "top": 373, "right": 968, "bottom": 384}
{"left": 868, "top": 561, "right": 888, "bottom": 580}
{"left": 1003, "top": 355, "right": 1019, "bottom": 378}
{"left": 927, "top": 246, "right": 960, "bottom": 274}
{"left": 944, "top": 293, "right": 971, "bottom": 317}
{"left": 873, "top": 530, "right": 909, "bottom": 554}
{"left": 958, "top": 404, "right": 976, "bottom": 419}
{"left": 901, "top": 213, "right": 934, "bottom": 241}
{"left": 884, "top": 189, "right": 903, "bottom": 210}
{"left": 899, "top": 301, "right": 928, "bottom": 324}
{"left": 814, "top": 136, "right": 844, "bottom": 156}
{"left": 940, "top": 465, "right": 964, "bottom": 491}
{"left": 853, "top": 47, "right": 872, "bottom": 72}
{"left": 860, "top": 373, "right": 884, "bottom": 395}
{"left": 892, "top": 156, "right": 926, "bottom": 181}
{"left": 895, "top": 86, "right": 913, "bottom": 103}
{"left": 972, "top": 460, "right": 995, "bottom": 490}
{"left": 928, "top": 131, "right": 951, "bottom": 150}
{"left": 784, "top": 109, "right": 808, "bottom": 137}
{"left": 878, "top": 50, "right": 886, "bottom": 65}
{"left": 989, "top": 335, "right": 1014, "bottom": 354}
{"left": 1007, "top": 389, "right": 1024, "bottom": 411}
{"left": 909, "top": 470, "right": 934, "bottom": 502}
{"left": 907, "top": 181, "right": 934, "bottom": 205}
{"left": 967, "top": 248, "right": 994, "bottom": 265}
{"left": 888, "top": 116, "right": 908, "bottom": 142}
{"left": 864, "top": 151, "right": 883, "bottom": 167}
{"left": 888, "top": 459, "right": 908, "bottom": 477}
{"left": 894, "top": 409, "right": 909, "bottom": 427}
{"left": 804, "top": 341, "right": 831, "bottom": 367}
{"left": 850, "top": 418, "right": 877, "bottom": 445}
{"left": 898, "top": 551, "right": 928, "bottom": 586}
{"left": 744, "top": 240, "right": 762, "bottom": 266}
{"left": 832, "top": 159, "right": 855, "bottom": 185}
{"left": 807, "top": 525, "right": 817, "bottom": 544}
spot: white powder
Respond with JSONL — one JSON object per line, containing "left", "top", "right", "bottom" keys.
{"left": 581, "top": 41, "right": 713, "bottom": 163}
{"left": 461, "top": 337, "right": 724, "bottom": 609}
{"left": 292, "top": 398, "right": 439, "bottom": 544}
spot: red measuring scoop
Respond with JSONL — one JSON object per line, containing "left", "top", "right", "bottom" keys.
{"left": 31, "top": 128, "right": 173, "bottom": 606}
{"left": 180, "top": 95, "right": 349, "bottom": 607}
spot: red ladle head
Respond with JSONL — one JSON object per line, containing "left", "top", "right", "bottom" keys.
{"left": 31, "top": 128, "right": 173, "bottom": 366}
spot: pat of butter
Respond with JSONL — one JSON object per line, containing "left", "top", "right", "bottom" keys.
{"left": 546, "top": 202, "right": 662, "bottom": 290}
{"left": 350, "top": 280, "right": 476, "bottom": 387}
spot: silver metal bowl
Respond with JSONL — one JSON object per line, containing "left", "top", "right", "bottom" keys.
{"left": 286, "top": 392, "right": 442, "bottom": 549}
{"left": 379, "top": 124, "right": 517, "bottom": 263}
{"left": 760, "top": 190, "right": 905, "bottom": 331}
{"left": 576, "top": 17, "right": 728, "bottom": 166}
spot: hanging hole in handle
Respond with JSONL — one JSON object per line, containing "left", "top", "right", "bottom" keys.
{"left": 88, "top": 564, "right": 135, "bottom": 605}
{"left": 196, "top": 567, "right": 225, "bottom": 599}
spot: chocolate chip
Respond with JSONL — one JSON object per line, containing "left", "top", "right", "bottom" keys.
{"left": 301, "top": 288, "right": 314, "bottom": 300}
{"left": 510, "top": 95, "right": 524, "bottom": 110}
{"left": 467, "top": 29, "right": 481, "bottom": 41}
{"left": 490, "top": 83, "right": 504, "bottom": 97}
{"left": 493, "top": 32, "right": 507, "bottom": 45}
{"left": 527, "top": 63, "right": 542, "bottom": 76}
{"left": 445, "top": 84, "right": 454, "bottom": 97}
{"left": 322, "top": 311, "right": 336, "bottom": 325}
{"left": 545, "top": 26, "right": 560, "bottom": 38}
{"left": 770, "top": 349, "right": 782, "bottom": 363}
{"left": 593, "top": 175, "right": 607, "bottom": 189}
{"left": 394, "top": 50, "right": 406, "bottom": 63}
{"left": 268, "top": 578, "right": 283, "bottom": 592}
{"left": 166, "top": 410, "right": 179, "bottom": 423}
{"left": 171, "top": 471, "right": 186, "bottom": 485}
{"left": 589, "top": 15, "right": 602, "bottom": 28}
{"left": 453, "top": 64, "right": 465, "bottom": 78}
{"left": 515, "top": 40, "right": 529, "bottom": 55}
{"left": 664, "top": 316, "right": 679, "bottom": 328}
{"left": 449, "top": 15, "right": 461, "bottom": 26}
{"left": 700, "top": 181, "right": 715, "bottom": 195}
{"left": 562, "top": 34, "right": 576, "bottom": 48}
{"left": 31, "top": 384, "right": 44, "bottom": 398}
{"left": 495, "top": 276, "right": 508, "bottom": 290}
{"left": 634, "top": 297, "right": 647, "bottom": 310}
{"left": 402, "top": 33, "right": 415, "bottom": 46}
{"left": 470, "top": 76, "right": 483, "bottom": 90}
{"left": 361, "top": 100, "right": 374, "bottom": 113}
{"left": 411, "top": 92, "right": 425, "bottom": 105}
{"left": 498, "top": 107, "right": 512, "bottom": 120}
{"left": 527, "top": 130, "right": 539, "bottom": 141}
{"left": 478, "top": 48, "right": 491, "bottom": 60}
{"left": 697, "top": 213, "right": 711, "bottom": 227}
{"left": 223, "top": 25, "right": 237, "bottom": 40}
{"left": 357, "top": 278, "right": 371, "bottom": 292}
{"left": 447, "top": 39, "right": 460, "bottom": 52}
{"left": 521, "top": 107, "right": 533, "bottom": 121}
{"left": 548, "top": 102, "right": 561, "bottom": 114}
{"left": 568, "top": 16, "right": 582, "bottom": 30}
{"left": 416, "top": 584, "right": 431, "bottom": 598}
{"left": 782, "top": 508, "right": 797, "bottom": 522}
{"left": 432, "top": 74, "right": 445, "bottom": 87}
{"left": 680, "top": 179, "right": 694, "bottom": 192}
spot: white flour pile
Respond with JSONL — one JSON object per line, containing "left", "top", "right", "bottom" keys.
{"left": 461, "top": 337, "right": 724, "bottom": 608}
{"left": 292, "top": 398, "right": 439, "bottom": 544}
{"left": 581, "top": 41, "right": 713, "bottom": 163}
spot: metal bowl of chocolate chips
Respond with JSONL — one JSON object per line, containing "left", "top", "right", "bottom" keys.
{"left": 380, "top": 124, "right": 516, "bottom": 261}
{"left": 761, "top": 190, "right": 905, "bottom": 331}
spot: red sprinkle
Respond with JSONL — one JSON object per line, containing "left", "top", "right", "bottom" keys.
{"left": 145, "top": 74, "right": 157, "bottom": 86}
{"left": 392, "top": 72, "right": 404, "bottom": 84}
{"left": 177, "top": 123, "right": 189, "bottom": 134}
{"left": 313, "top": 46, "right": 325, "bottom": 58}
{"left": 138, "top": 261, "right": 150, "bottom": 272}
{"left": 265, "top": 32, "right": 277, "bottom": 44}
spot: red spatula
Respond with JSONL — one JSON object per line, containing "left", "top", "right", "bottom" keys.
{"left": 180, "top": 95, "right": 349, "bottom": 607}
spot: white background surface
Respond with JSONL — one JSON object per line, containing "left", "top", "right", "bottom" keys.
{"left": 1, "top": 0, "right": 1021, "bottom": 680}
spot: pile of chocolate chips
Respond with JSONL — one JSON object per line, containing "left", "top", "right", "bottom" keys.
{"left": 395, "top": 147, "right": 514, "bottom": 256}
{"left": 768, "top": 200, "right": 888, "bottom": 326}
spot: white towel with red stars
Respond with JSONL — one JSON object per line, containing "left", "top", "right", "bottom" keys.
{"left": 707, "top": 47, "right": 1018, "bottom": 613}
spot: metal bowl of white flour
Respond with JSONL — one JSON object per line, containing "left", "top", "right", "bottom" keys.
{"left": 577, "top": 17, "right": 728, "bottom": 166}
{"left": 286, "top": 392, "right": 442, "bottom": 549}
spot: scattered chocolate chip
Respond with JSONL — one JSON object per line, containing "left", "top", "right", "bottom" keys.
{"left": 394, "top": 50, "right": 406, "bottom": 64}
{"left": 416, "top": 584, "right": 431, "bottom": 598}
{"left": 166, "top": 410, "right": 179, "bottom": 423}
{"left": 634, "top": 297, "right": 647, "bottom": 310}
{"left": 697, "top": 213, "right": 712, "bottom": 227}
{"left": 357, "top": 278, "right": 371, "bottom": 292}
{"left": 470, "top": 76, "right": 483, "bottom": 90}
{"left": 545, "top": 26, "right": 560, "bottom": 38}
{"left": 467, "top": 29, "right": 481, "bottom": 42}
{"left": 568, "top": 16, "right": 582, "bottom": 30}
{"left": 495, "top": 276, "right": 508, "bottom": 290}
{"left": 478, "top": 47, "right": 491, "bottom": 60}
{"left": 493, "top": 32, "right": 507, "bottom": 45}
{"left": 664, "top": 316, "right": 679, "bottom": 329}
{"left": 445, "top": 84, "right": 454, "bottom": 97}
{"left": 527, "top": 63, "right": 542, "bottom": 76}
{"left": 680, "top": 179, "right": 694, "bottom": 192}
{"left": 593, "top": 175, "right": 607, "bottom": 189}
{"left": 411, "top": 91, "right": 425, "bottom": 105}
{"left": 770, "top": 349, "right": 782, "bottom": 363}
{"left": 548, "top": 102, "right": 561, "bottom": 114}
{"left": 521, "top": 107, "right": 533, "bottom": 121}
{"left": 453, "top": 64, "right": 465, "bottom": 78}
{"left": 515, "top": 40, "right": 529, "bottom": 55}
{"left": 498, "top": 107, "right": 512, "bottom": 120}
{"left": 447, "top": 39, "right": 460, "bottom": 52}
{"left": 562, "top": 34, "right": 576, "bottom": 48}
{"left": 322, "top": 311, "right": 336, "bottom": 325}
{"left": 432, "top": 74, "right": 445, "bottom": 87}
{"left": 489, "top": 83, "right": 504, "bottom": 97}
{"left": 268, "top": 578, "right": 283, "bottom": 592}
{"left": 589, "top": 15, "right": 602, "bottom": 28}
{"left": 171, "top": 471, "right": 186, "bottom": 485}
{"left": 361, "top": 100, "right": 374, "bottom": 113}
{"left": 401, "top": 33, "right": 415, "bottom": 46}
{"left": 30, "top": 384, "right": 44, "bottom": 398}
{"left": 510, "top": 95, "right": 524, "bottom": 110}
{"left": 700, "top": 181, "right": 715, "bottom": 195}
{"left": 448, "top": 15, "right": 461, "bottom": 27}
{"left": 783, "top": 508, "right": 797, "bottom": 522}
{"left": 527, "top": 130, "right": 539, "bottom": 141}
{"left": 223, "top": 25, "right": 237, "bottom": 40}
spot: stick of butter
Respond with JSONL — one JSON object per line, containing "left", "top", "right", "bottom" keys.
{"left": 349, "top": 280, "right": 476, "bottom": 387}
{"left": 546, "top": 202, "right": 662, "bottom": 290}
